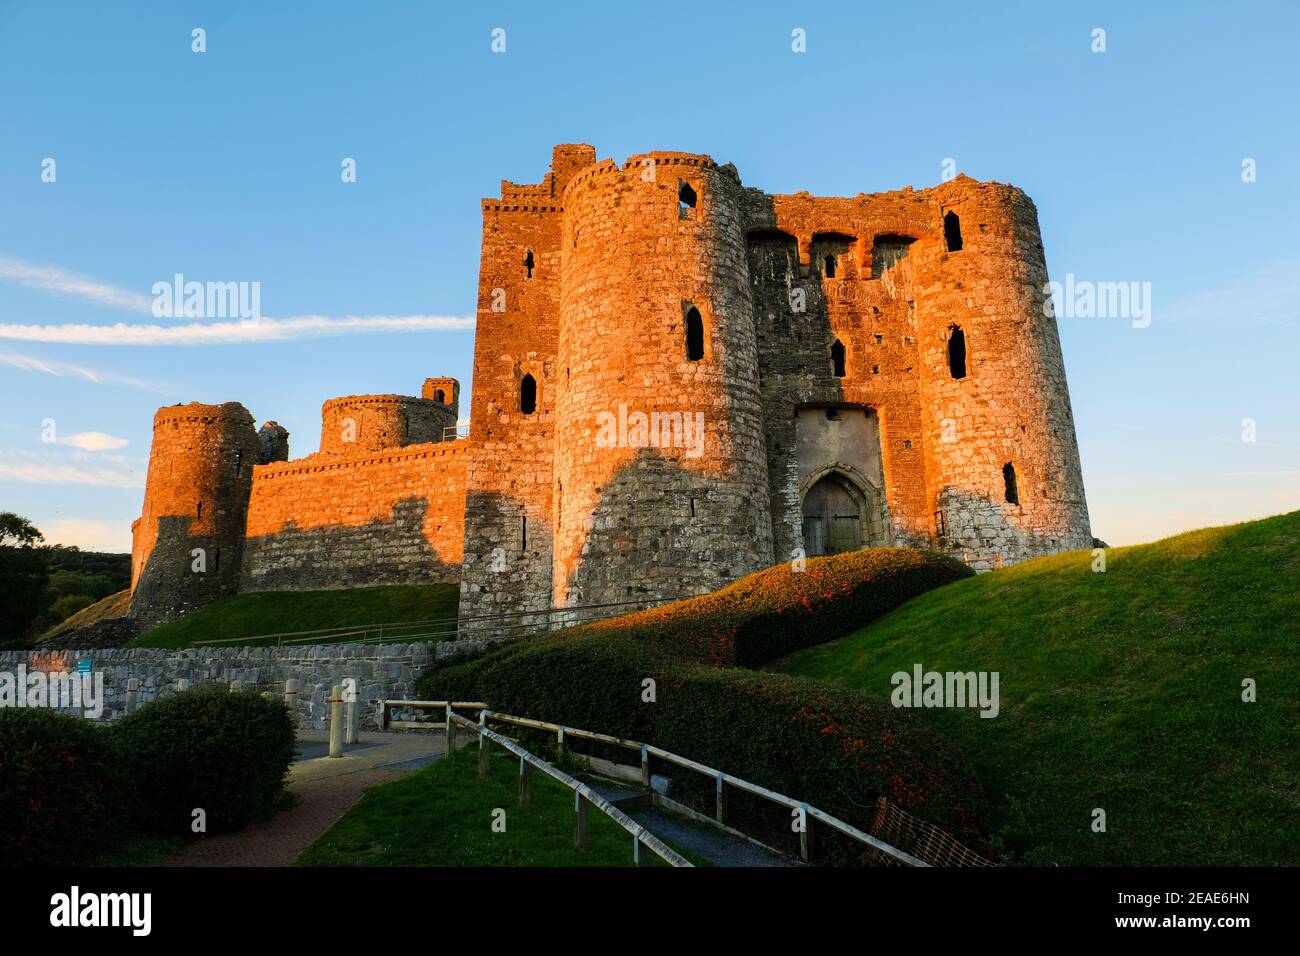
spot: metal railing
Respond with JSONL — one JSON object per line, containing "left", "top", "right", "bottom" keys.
{"left": 474, "top": 709, "right": 926, "bottom": 867}
{"left": 446, "top": 707, "right": 692, "bottom": 867}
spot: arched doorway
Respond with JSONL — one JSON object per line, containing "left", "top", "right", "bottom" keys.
{"left": 801, "top": 471, "right": 870, "bottom": 556}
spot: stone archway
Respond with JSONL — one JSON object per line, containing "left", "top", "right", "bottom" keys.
{"left": 801, "top": 469, "right": 883, "bottom": 556}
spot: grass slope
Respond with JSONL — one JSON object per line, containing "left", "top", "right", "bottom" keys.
{"left": 298, "top": 747, "right": 691, "bottom": 867}
{"left": 775, "top": 511, "right": 1300, "bottom": 865}
{"left": 130, "top": 584, "right": 459, "bottom": 649}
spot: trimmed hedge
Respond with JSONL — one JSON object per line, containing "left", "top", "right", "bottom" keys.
{"left": 0, "top": 709, "right": 124, "bottom": 866}
{"left": 571, "top": 547, "right": 972, "bottom": 668}
{"left": 112, "top": 688, "right": 296, "bottom": 835}
{"left": 418, "top": 549, "right": 988, "bottom": 856}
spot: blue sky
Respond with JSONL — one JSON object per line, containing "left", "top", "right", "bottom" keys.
{"left": 1, "top": 0, "right": 1297, "bottom": 552}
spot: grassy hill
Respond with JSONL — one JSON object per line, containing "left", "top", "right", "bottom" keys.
{"left": 130, "top": 584, "right": 459, "bottom": 649}
{"left": 774, "top": 511, "right": 1300, "bottom": 865}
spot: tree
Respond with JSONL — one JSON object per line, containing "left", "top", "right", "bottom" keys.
{"left": 0, "top": 513, "right": 50, "bottom": 648}
{"left": 0, "top": 512, "right": 44, "bottom": 548}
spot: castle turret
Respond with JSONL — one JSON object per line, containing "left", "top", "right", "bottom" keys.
{"left": 129, "top": 402, "right": 260, "bottom": 626}
{"left": 319, "top": 390, "right": 457, "bottom": 454}
{"left": 913, "top": 178, "right": 1091, "bottom": 557}
{"left": 552, "top": 151, "right": 774, "bottom": 609}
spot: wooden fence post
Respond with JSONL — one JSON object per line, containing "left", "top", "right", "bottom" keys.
{"left": 445, "top": 703, "right": 454, "bottom": 754}
{"left": 557, "top": 725, "right": 565, "bottom": 762}
{"left": 328, "top": 685, "right": 343, "bottom": 758}
{"left": 518, "top": 755, "right": 532, "bottom": 806}
{"left": 574, "top": 792, "right": 589, "bottom": 849}
{"left": 800, "top": 803, "right": 814, "bottom": 862}
{"left": 478, "top": 710, "right": 490, "bottom": 776}
{"left": 716, "top": 773, "right": 727, "bottom": 824}
{"left": 640, "top": 743, "right": 650, "bottom": 789}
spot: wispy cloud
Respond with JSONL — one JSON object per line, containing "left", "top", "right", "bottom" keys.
{"left": 1162, "top": 260, "right": 1300, "bottom": 330}
{"left": 0, "top": 313, "right": 474, "bottom": 345}
{"left": 0, "top": 448, "right": 144, "bottom": 487}
{"left": 0, "top": 254, "right": 153, "bottom": 312}
{"left": 57, "top": 431, "right": 130, "bottom": 452}
{"left": 0, "top": 348, "right": 167, "bottom": 392}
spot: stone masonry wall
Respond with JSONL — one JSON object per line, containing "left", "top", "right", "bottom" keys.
{"left": 240, "top": 441, "right": 469, "bottom": 591}
{"left": 0, "top": 643, "right": 482, "bottom": 730}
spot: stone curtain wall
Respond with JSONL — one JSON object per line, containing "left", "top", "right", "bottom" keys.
{"left": 241, "top": 442, "right": 469, "bottom": 591}
{"left": 0, "top": 643, "right": 475, "bottom": 730}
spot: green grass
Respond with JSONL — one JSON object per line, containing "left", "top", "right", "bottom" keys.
{"left": 86, "top": 834, "right": 184, "bottom": 867}
{"left": 298, "top": 747, "right": 692, "bottom": 867}
{"left": 130, "top": 583, "right": 459, "bottom": 649}
{"left": 774, "top": 511, "right": 1300, "bottom": 866}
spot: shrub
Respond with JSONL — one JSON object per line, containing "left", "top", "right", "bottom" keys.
{"left": 112, "top": 688, "right": 295, "bottom": 835}
{"left": 571, "top": 547, "right": 972, "bottom": 668}
{"left": 0, "top": 709, "right": 124, "bottom": 865}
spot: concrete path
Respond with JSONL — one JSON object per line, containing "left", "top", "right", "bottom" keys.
{"left": 159, "top": 729, "right": 446, "bottom": 867}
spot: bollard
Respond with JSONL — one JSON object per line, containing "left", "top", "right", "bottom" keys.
{"left": 345, "top": 694, "right": 360, "bottom": 745}
{"left": 557, "top": 725, "right": 566, "bottom": 763}
{"left": 125, "top": 678, "right": 139, "bottom": 716}
{"left": 477, "top": 710, "right": 490, "bottom": 776}
{"left": 328, "top": 685, "right": 343, "bottom": 758}
{"left": 716, "top": 773, "right": 728, "bottom": 824}
{"left": 284, "top": 678, "right": 299, "bottom": 717}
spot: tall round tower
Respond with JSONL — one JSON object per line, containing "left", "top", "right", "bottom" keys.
{"left": 914, "top": 178, "right": 1091, "bottom": 560}
{"left": 129, "top": 402, "right": 260, "bottom": 626}
{"left": 552, "top": 151, "right": 773, "bottom": 610}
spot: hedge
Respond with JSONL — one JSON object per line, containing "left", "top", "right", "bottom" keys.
{"left": 569, "top": 547, "right": 972, "bottom": 668}
{"left": 0, "top": 709, "right": 124, "bottom": 866}
{"left": 418, "top": 549, "right": 988, "bottom": 857}
{"left": 112, "top": 688, "right": 296, "bottom": 835}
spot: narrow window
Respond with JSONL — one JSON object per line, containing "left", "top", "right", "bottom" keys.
{"left": 947, "top": 326, "right": 967, "bottom": 379}
{"left": 824, "top": 254, "right": 836, "bottom": 278}
{"left": 521, "top": 514, "right": 528, "bottom": 551}
{"left": 678, "top": 181, "right": 697, "bottom": 219}
{"left": 196, "top": 500, "right": 203, "bottom": 520}
{"left": 519, "top": 373, "right": 537, "bottom": 414}
{"left": 524, "top": 249, "right": 535, "bottom": 278}
{"left": 831, "top": 338, "right": 846, "bottom": 378}
{"left": 944, "top": 211, "right": 963, "bottom": 252}
{"left": 689, "top": 497, "right": 696, "bottom": 518}
{"left": 1003, "top": 463, "right": 1020, "bottom": 505}
{"left": 434, "top": 389, "right": 445, "bottom": 403}
{"left": 685, "top": 307, "right": 704, "bottom": 361}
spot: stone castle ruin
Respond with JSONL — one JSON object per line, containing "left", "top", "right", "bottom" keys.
{"left": 128, "top": 144, "right": 1091, "bottom": 633}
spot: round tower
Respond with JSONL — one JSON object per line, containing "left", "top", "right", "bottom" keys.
{"left": 319, "top": 394, "right": 454, "bottom": 454}
{"left": 129, "top": 402, "right": 260, "bottom": 626}
{"left": 914, "top": 178, "right": 1091, "bottom": 561}
{"left": 552, "top": 151, "right": 773, "bottom": 609}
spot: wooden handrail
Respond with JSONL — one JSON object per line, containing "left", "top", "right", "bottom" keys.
{"left": 479, "top": 709, "right": 926, "bottom": 867}
{"left": 447, "top": 710, "right": 692, "bottom": 867}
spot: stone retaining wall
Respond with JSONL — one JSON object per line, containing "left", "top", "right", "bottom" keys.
{"left": 0, "top": 640, "right": 488, "bottom": 730}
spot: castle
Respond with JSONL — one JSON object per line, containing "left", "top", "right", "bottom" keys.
{"left": 128, "top": 144, "right": 1092, "bottom": 633}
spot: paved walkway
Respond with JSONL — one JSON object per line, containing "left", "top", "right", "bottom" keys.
{"left": 160, "top": 730, "right": 446, "bottom": 867}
